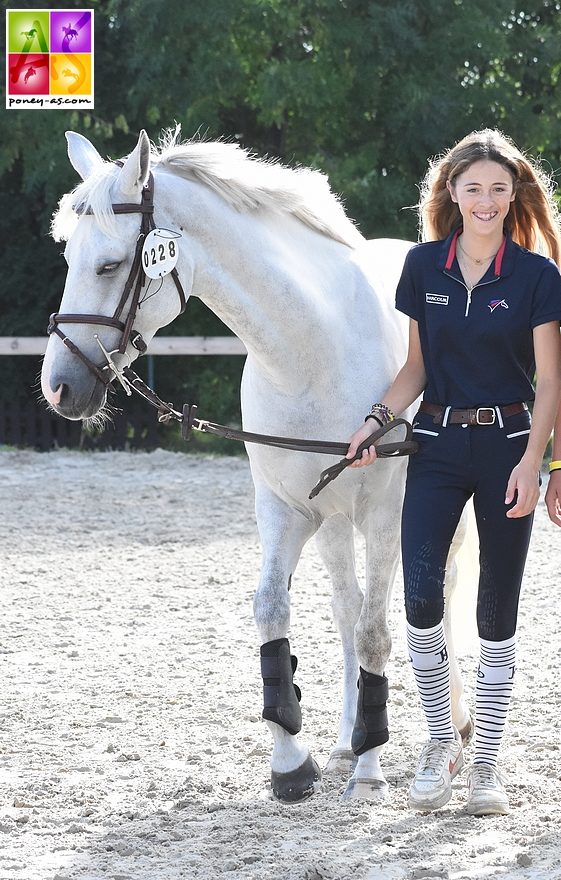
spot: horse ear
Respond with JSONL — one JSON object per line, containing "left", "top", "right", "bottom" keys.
{"left": 65, "top": 131, "right": 103, "bottom": 181}
{"left": 118, "top": 130, "right": 151, "bottom": 195}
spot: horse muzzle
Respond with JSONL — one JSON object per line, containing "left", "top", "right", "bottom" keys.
{"left": 41, "top": 340, "right": 110, "bottom": 420}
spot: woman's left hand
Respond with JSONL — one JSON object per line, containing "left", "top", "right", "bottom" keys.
{"left": 545, "top": 471, "right": 561, "bottom": 527}
{"left": 505, "top": 459, "right": 541, "bottom": 518}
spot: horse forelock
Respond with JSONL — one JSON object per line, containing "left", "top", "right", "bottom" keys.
{"left": 52, "top": 133, "right": 364, "bottom": 248}
{"left": 51, "top": 163, "right": 122, "bottom": 242}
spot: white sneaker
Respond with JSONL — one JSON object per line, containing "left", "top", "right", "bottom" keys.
{"left": 466, "top": 763, "right": 509, "bottom": 816}
{"left": 408, "top": 728, "right": 464, "bottom": 811}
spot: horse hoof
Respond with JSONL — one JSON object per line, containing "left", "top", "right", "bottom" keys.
{"left": 341, "top": 776, "right": 389, "bottom": 802}
{"left": 271, "top": 755, "right": 322, "bottom": 803}
{"left": 459, "top": 712, "right": 475, "bottom": 745}
{"left": 324, "top": 748, "right": 358, "bottom": 775}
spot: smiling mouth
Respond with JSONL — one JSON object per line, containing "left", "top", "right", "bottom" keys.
{"left": 473, "top": 211, "right": 499, "bottom": 221}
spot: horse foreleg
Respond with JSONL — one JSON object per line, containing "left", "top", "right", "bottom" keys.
{"left": 315, "top": 515, "right": 362, "bottom": 775}
{"left": 252, "top": 483, "right": 321, "bottom": 802}
{"left": 343, "top": 489, "right": 402, "bottom": 801}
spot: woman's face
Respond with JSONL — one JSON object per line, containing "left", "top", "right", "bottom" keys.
{"left": 447, "top": 159, "right": 515, "bottom": 239}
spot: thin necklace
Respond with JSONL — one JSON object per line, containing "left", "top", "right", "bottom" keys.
{"left": 457, "top": 237, "right": 500, "bottom": 265}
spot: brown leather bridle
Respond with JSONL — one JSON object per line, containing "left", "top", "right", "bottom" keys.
{"left": 47, "top": 165, "right": 186, "bottom": 387}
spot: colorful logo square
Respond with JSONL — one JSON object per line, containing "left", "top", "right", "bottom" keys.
{"left": 8, "top": 52, "right": 49, "bottom": 94}
{"left": 50, "top": 53, "right": 92, "bottom": 95}
{"left": 7, "top": 10, "right": 49, "bottom": 53}
{"left": 50, "top": 11, "right": 92, "bottom": 53}
{"left": 5, "top": 9, "right": 94, "bottom": 110}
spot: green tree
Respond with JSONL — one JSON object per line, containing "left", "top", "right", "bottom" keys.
{"left": 2, "top": 0, "right": 561, "bottom": 444}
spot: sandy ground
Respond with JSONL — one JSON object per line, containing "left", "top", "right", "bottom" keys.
{"left": 0, "top": 448, "right": 560, "bottom": 880}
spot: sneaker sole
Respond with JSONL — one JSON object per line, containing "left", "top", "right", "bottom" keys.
{"left": 466, "top": 797, "right": 509, "bottom": 816}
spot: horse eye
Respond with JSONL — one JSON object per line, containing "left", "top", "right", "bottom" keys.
{"left": 96, "top": 261, "right": 122, "bottom": 276}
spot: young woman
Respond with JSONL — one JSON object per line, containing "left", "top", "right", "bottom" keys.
{"left": 346, "top": 129, "right": 561, "bottom": 815}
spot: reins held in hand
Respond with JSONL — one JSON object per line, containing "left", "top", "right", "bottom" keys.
{"left": 119, "top": 366, "right": 418, "bottom": 497}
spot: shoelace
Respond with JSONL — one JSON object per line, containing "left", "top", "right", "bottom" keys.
{"left": 417, "top": 740, "right": 451, "bottom": 775}
{"left": 468, "top": 764, "right": 503, "bottom": 789}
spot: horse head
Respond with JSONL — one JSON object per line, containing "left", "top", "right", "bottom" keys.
{"left": 41, "top": 131, "right": 189, "bottom": 421}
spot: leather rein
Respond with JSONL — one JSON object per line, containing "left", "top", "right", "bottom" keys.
{"left": 47, "top": 163, "right": 418, "bottom": 498}
{"left": 119, "top": 367, "right": 417, "bottom": 498}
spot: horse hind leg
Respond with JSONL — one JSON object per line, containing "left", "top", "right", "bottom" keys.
{"left": 314, "top": 514, "right": 362, "bottom": 776}
{"left": 343, "top": 490, "right": 403, "bottom": 802}
{"left": 252, "top": 484, "right": 321, "bottom": 803}
{"left": 444, "top": 506, "right": 476, "bottom": 744}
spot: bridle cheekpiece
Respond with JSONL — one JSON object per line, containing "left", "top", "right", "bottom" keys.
{"left": 47, "top": 162, "right": 186, "bottom": 389}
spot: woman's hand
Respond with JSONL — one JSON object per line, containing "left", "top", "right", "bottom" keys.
{"left": 505, "top": 458, "right": 541, "bottom": 518}
{"left": 345, "top": 419, "right": 379, "bottom": 468}
{"left": 545, "top": 471, "right": 561, "bottom": 526}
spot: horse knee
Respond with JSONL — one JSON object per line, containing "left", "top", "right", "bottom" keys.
{"left": 253, "top": 572, "right": 291, "bottom": 636}
{"left": 354, "top": 617, "right": 391, "bottom": 673}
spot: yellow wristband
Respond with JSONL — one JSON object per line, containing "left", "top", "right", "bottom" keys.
{"left": 548, "top": 460, "right": 561, "bottom": 473}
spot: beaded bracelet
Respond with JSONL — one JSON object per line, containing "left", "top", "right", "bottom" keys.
{"left": 548, "top": 459, "right": 561, "bottom": 474}
{"left": 366, "top": 403, "right": 395, "bottom": 425}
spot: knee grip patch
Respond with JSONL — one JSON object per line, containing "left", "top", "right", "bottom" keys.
{"left": 260, "top": 638, "right": 302, "bottom": 735}
{"left": 351, "top": 668, "right": 389, "bottom": 756}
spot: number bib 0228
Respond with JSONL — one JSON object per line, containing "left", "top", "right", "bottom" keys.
{"left": 141, "top": 228, "right": 181, "bottom": 279}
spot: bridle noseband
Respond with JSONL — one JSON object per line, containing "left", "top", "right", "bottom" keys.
{"left": 47, "top": 164, "right": 186, "bottom": 387}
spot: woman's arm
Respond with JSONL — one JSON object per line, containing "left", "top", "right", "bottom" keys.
{"left": 544, "top": 395, "right": 561, "bottom": 526}
{"left": 346, "top": 319, "right": 427, "bottom": 467}
{"left": 506, "top": 321, "right": 561, "bottom": 518}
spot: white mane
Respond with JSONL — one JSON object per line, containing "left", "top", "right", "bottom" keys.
{"left": 52, "top": 133, "right": 364, "bottom": 248}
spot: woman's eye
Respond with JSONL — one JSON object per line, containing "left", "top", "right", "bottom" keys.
{"left": 96, "top": 262, "right": 121, "bottom": 276}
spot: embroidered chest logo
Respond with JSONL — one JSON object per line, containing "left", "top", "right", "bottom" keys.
{"left": 426, "top": 293, "right": 449, "bottom": 305}
{"left": 488, "top": 298, "right": 509, "bottom": 313}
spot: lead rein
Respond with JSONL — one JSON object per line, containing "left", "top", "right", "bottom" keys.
{"left": 119, "top": 365, "right": 418, "bottom": 497}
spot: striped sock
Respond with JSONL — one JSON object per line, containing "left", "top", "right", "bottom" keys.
{"left": 475, "top": 636, "right": 516, "bottom": 766}
{"left": 406, "top": 621, "right": 455, "bottom": 741}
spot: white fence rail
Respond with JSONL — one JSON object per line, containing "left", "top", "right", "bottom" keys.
{"left": 0, "top": 337, "right": 247, "bottom": 356}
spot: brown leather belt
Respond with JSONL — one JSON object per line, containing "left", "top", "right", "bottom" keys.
{"left": 419, "top": 401, "right": 527, "bottom": 426}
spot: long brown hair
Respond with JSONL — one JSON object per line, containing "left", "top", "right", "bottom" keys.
{"left": 419, "top": 129, "right": 561, "bottom": 265}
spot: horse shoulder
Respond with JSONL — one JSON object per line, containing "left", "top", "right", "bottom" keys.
{"left": 352, "top": 238, "right": 414, "bottom": 294}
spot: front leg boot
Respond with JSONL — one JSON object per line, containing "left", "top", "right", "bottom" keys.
{"left": 260, "top": 638, "right": 302, "bottom": 735}
{"left": 351, "top": 668, "right": 389, "bottom": 755}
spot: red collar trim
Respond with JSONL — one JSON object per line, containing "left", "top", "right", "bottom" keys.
{"left": 444, "top": 228, "right": 461, "bottom": 270}
{"left": 445, "top": 229, "right": 507, "bottom": 276}
{"left": 493, "top": 236, "right": 507, "bottom": 275}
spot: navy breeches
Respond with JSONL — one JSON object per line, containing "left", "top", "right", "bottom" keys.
{"left": 401, "top": 407, "right": 535, "bottom": 641}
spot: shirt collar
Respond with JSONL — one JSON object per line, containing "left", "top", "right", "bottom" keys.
{"left": 437, "top": 227, "right": 515, "bottom": 278}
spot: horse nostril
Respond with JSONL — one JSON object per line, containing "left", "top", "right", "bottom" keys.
{"left": 49, "top": 383, "right": 65, "bottom": 407}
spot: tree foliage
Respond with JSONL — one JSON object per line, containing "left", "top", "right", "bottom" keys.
{"left": 2, "top": 0, "right": 561, "bottom": 430}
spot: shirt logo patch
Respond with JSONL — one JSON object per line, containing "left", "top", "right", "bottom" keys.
{"left": 488, "top": 298, "right": 509, "bottom": 312}
{"left": 426, "top": 293, "right": 449, "bottom": 305}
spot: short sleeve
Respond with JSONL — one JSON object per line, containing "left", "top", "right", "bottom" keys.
{"left": 395, "top": 249, "right": 418, "bottom": 320}
{"left": 531, "top": 259, "right": 561, "bottom": 329}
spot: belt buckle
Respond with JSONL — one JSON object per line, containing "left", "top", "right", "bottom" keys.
{"left": 476, "top": 407, "right": 496, "bottom": 425}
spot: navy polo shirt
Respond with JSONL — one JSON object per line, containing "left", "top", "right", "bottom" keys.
{"left": 395, "top": 228, "right": 561, "bottom": 407}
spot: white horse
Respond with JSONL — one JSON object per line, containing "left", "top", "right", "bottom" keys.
{"left": 41, "top": 130, "right": 471, "bottom": 802}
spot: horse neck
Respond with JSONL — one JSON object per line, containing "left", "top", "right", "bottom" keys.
{"left": 155, "top": 171, "right": 356, "bottom": 389}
